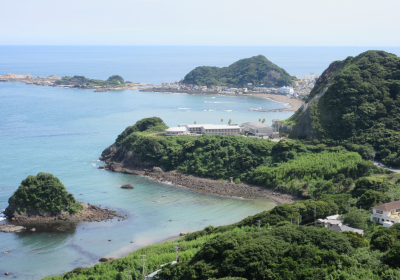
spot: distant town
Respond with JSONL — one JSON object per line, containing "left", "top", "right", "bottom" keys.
{"left": 141, "top": 73, "right": 320, "bottom": 99}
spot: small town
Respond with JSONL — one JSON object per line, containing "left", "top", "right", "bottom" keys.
{"left": 142, "top": 72, "right": 320, "bottom": 99}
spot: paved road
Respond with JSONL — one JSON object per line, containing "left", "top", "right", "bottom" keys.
{"left": 374, "top": 160, "right": 400, "bottom": 173}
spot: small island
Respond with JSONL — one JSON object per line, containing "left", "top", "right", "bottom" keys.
{"left": 1, "top": 172, "right": 123, "bottom": 232}
{"left": 0, "top": 73, "right": 152, "bottom": 92}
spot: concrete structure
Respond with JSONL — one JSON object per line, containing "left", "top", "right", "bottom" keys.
{"left": 279, "top": 86, "right": 294, "bottom": 95}
{"left": 241, "top": 122, "right": 274, "bottom": 136}
{"left": 165, "top": 126, "right": 190, "bottom": 136}
{"left": 166, "top": 124, "right": 241, "bottom": 136}
{"left": 201, "top": 125, "right": 240, "bottom": 135}
{"left": 370, "top": 201, "right": 400, "bottom": 226}
{"left": 318, "top": 214, "right": 364, "bottom": 236}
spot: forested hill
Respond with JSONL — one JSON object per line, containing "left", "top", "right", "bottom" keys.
{"left": 181, "top": 55, "right": 294, "bottom": 87}
{"left": 288, "top": 50, "right": 400, "bottom": 167}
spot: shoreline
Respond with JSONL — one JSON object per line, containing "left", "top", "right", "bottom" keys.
{"left": 0, "top": 73, "right": 152, "bottom": 92}
{"left": 100, "top": 163, "right": 300, "bottom": 205}
{"left": 246, "top": 93, "right": 304, "bottom": 112}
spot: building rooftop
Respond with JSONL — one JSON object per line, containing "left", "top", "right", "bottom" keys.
{"left": 183, "top": 124, "right": 212, "bottom": 128}
{"left": 242, "top": 122, "right": 272, "bottom": 129}
{"left": 165, "top": 127, "right": 188, "bottom": 132}
{"left": 202, "top": 125, "right": 240, "bottom": 129}
{"left": 372, "top": 201, "right": 400, "bottom": 212}
{"left": 331, "top": 225, "right": 364, "bottom": 235}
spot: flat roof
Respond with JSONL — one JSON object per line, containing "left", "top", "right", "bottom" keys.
{"left": 166, "top": 127, "right": 188, "bottom": 132}
{"left": 202, "top": 125, "right": 240, "bottom": 129}
{"left": 183, "top": 124, "right": 212, "bottom": 128}
{"left": 242, "top": 122, "right": 272, "bottom": 129}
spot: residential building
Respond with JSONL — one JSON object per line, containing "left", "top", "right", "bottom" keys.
{"left": 370, "top": 201, "right": 400, "bottom": 227}
{"left": 318, "top": 214, "right": 364, "bottom": 235}
{"left": 279, "top": 86, "right": 294, "bottom": 95}
{"left": 241, "top": 122, "right": 274, "bottom": 136}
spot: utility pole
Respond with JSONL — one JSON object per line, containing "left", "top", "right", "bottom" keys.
{"left": 392, "top": 191, "right": 396, "bottom": 202}
{"left": 291, "top": 219, "right": 293, "bottom": 225}
{"left": 297, "top": 216, "right": 300, "bottom": 226}
{"left": 141, "top": 255, "right": 148, "bottom": 280}
{"left": 347, "top": 200, "right": 351, "bottom": 213}
{"left": 313, "top": 206, "right": 317, "bottom": 227}
{"left": 125, "top": 270, "right": 132, "bottom": 280}
{"left": 174, "top": 243, "right": 179, "bottom": 262}
{"left": 257, "top": 220, "right": 261, "bottom": 231}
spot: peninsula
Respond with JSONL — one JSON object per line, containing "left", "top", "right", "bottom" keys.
{"left": 46, "top": 50, "right": 400, "bottom": 280}
{"left": 1, "top": 172, "right": 123, "bottom": 232}
{"left": 0, "top": 73, "right": 152, "bottom": 92}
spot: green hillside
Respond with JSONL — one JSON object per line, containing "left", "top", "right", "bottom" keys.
{"left": 55, "top": 75, "right": 125, "bottom": 87}
{"left": 182, "top": 55, "right": 294, "bottom": 87}
{"left": 288, "top": 51, "right": 400, "bottom": 167}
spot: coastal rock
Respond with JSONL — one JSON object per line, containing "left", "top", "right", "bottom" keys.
{"left": 99, "top": 257, "right": 115, "bottom": 262}
{"left": 179, "top": 232, "right": 187, "bottom": 236}
{"left": 0, "top": 225, "right": 25, "bottom": 233}
{"left": 121, "top": 184, "right": 134, "bottom": 189}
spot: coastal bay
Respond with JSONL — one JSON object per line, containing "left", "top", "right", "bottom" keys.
{"left": 0, "top": 82, "right": 282, "bottom": 279}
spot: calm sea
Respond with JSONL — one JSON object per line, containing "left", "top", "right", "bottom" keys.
{"left": 0, "top": 46, "right": 399, "bottom": 279}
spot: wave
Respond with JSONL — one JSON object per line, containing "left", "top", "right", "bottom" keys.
{"left": 178, "top": 108, "right": 191, "bottom": 109}
{"left": 225, "top": 110, "right": 234, "bottom": 112}
{"left": 203, "top": 109, "right": 215, "bottom": 111}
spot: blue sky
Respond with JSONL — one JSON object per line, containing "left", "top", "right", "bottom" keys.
{"left": 1, "top": 0, "right": 399, "bottom": 46}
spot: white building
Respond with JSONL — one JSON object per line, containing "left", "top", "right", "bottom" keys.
{"left": 166, "top": 124, "right": 241, "bottom": 136}
{"left": 165, "top": 126, "right": 190, "bottom": 136}
{"left": 370, "top": 201, "right": 400, "bottom": 227}
{"left": 279, "top": 86, "right": 294, "bottom": 95}
{"left": 241, "top": 122, "right": 274, "bottom": 136}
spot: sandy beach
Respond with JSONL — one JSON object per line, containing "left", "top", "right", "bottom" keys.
{"left": 247, "top": 93, "right": 304, "bottom": 111}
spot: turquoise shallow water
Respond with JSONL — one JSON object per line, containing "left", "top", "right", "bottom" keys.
{"left": 1, "top": 46, "right": 400, "bottom": 279}
{"left": 0, "top": 82, "right": 285, "bottom": 279}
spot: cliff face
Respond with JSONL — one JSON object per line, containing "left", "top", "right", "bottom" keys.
{"left": 99, "top": 144, "right": 158, "bottom": 174}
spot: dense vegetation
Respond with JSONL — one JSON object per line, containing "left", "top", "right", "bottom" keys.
{"left": 288, "top": 51, "right": 400, "bottom": 167}
{"left": 55, "top": 75, "right": 125, "bottom": 87}
{"left": 115, "top": 118, "right": 389, "bottom": 199}
{"left": 182, "top": 55, "right": 294, "bottom": 87}
{"left": 43, "top": 194, "right": 400, "bottom": 280}
{"left": 6, "top": 172, "right": 83, "bottom": 215}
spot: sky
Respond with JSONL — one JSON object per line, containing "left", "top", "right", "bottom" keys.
{"left": 1, "top": 0, "right": 399, "bottom": 46}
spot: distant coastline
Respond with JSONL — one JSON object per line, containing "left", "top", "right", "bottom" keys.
{"left": 0, "top": 73, "right": 152, "bottom": 92}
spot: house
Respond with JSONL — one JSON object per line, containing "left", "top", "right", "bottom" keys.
{"left": 241, "top": 122, "right": 274, "bottom": 136}
{"left": 318, "top": 214, "right": 364, "bottom": 236}
{"left": 370, "top": 201, "right": 400, "bottom": 227}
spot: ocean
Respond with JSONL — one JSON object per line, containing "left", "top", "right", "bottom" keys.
{"left": 1, "top": 46, "right": 399, "bottom": 279}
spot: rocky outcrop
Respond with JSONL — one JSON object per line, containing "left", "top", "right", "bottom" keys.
{"left": 4, "top": 202, "right": 125, "bottom": 223}
{"left": 0, "top": 224, "right": 25, "bottom": 233}
{"left": 99, "top": 145, "right": 298, "bottom": 204}
{"left": 121, "top": 184, "right": 134, "bottom": 189}
{"left": 99, "top": 257, "right": 115, "bottom": 262}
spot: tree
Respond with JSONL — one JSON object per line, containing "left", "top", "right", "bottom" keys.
{"left": 228, "top": 119, "right": 232, "bottom": 125}
{"left": 340, "top": 207, "right": 368, "bottom": 231}
{"left": 259, "top": 118, "right": 261, "bottom": 122}
{"left": 262, "top": 119, "right": 266, "bottom": 124}
{"left": 386, "top": 241, "right": 400, "bottom": 267}
{"left": 221, "top": 119, "right": 223, "bottom": 123}
{"left": 194, "top": 121, "right": 197, "bottom": 124}
{"left": 5, "top": 172, "right": 83, "bottom": 215}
